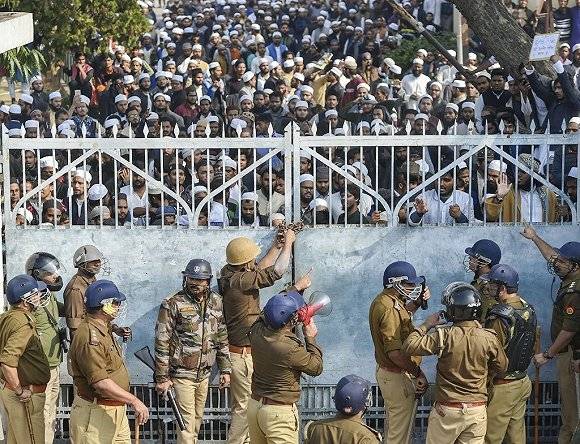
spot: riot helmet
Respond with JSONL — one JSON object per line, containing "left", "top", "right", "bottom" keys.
{"left": 6, "top": 274, "right": 49, "bottom": 309}
{"left": 333, "top": 374, "right": 371, "bottom": 416}
{"left": 85, "top": 280, "right": 127, "bottom": 319}
{"left": 441, "top": 282, "right": 482, "bottom": 322}
{"left": 484, "top": 264, "right": 519, "bottom": 301}
{"left": 182, "top": 259, "right": 212, "bottom": 299}
{"left": 464, "top": 239, "right": 501, "bottom": 273}
{"left": 73, "top": 245, "right": 108, "bottom": 276}
{"left": 548, "top": 241, "right": 580, "bottom": 279}
{"left": 263, "top": 292, "right": 305, "bottom": 329}
{"left": 226, "top": 237, "right": 261, "bottom": 265}
{"left": 25, "top": 252, "right": 64, "bottom": 291}
{"left": 383, "top": 261, "right": 425, "bottom": 301}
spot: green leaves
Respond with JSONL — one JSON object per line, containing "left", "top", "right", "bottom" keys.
{"left": 0, "top": 46, "right": 45, "bottom": 78}
{"left": 0, "top": 0, "right": 150, "bottom": 60}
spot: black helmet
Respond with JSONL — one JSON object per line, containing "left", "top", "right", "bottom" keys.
{"left": 25, "top": 252, "right": 64, "bottom": 291}
{"left": 182, "top": 259, "right": 212, "bottom": 280}
{"left": 441, "top": 282, "right": 482, "bottom": 322}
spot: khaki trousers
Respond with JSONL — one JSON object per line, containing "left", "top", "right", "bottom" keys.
{"left": 0, "top": 387, "right": 45, "bottom": 444}
{"left": 69, "top": 396, "right": 130, "bottom": 444}
{"left": 44, "top": 367, "right": 60, "bottom": 444}
{"left": 227, "top": 351, "right": 253, "bottom": 444}
{"left": 172, "top": 377, "right": 209, "bottom": 444}
{"left": 558, "top": 349, "right": 578, "bottom": 444}
{"left": 426, "top": 403, "right": 487, "bottom": 444}
{"left": 485, "top": 376, "right": 531, "bottom": 444}
{"left": 247, "top": 398, "right": 299, "bottom": 444}
{"left": 376, "top": 366, "right": 416, "bottom": 444}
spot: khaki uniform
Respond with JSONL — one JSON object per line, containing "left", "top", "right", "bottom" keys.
{"left": 68, "top": 316, "right": 131, "bottom": 443}
{"left": 484, "top": 296, "right": 533, "bottom": 444}
{"left": 368, "top": 288, "right": 420, "bottom": 444}
{"left": 220, "top": 263, "right": 281, "bottom": 444}
{"left": 472, "top": 278, "right": 495, "bottom": 323}
{"left": 402, "top": 320, "right": 508, "bottom": 444}
{"left": 248, "top": 316, "right": 323, "bottom": 444}
{"left": 63, "top": 270, "right": 95, "bottom": 333}
{"left": 551, "top": 270, "right": 580, "bottom": 444}
{"left": 33, "top": 294, "right": 65, "bottom": 444}
{"left": 0, "top": 308, "right": 51, "bottom": 444}
{"left": 304, "top": 414, "right": 381, "bottom": 444}
{"left": 155, "top": 290, "right": 231, "bottom": 444}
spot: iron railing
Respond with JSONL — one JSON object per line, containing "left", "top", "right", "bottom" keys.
{"left": 51, "top": 382, "right": 562, "bottom": 443}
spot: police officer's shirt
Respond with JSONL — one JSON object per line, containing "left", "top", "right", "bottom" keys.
{"left": 403, "top": 320, "right": 508, "bottom": 402}
{"left": 248, "top": 317, "right": 323, "bottom": 404}
{"left": 0, "top": 308, "right": 50, "bottom": 386}
{"left": 369, "top": 288, "right": 420, "bottom": 369}
{"left": 63, "top": 269, "right": 95, "bottom": 331}
{"left": 552, "top": 269, "right": 580, "bottom": 350}
{"left": 220, "top": 263, "right": 281, "bottom": 347}
{"left": 305, "top": 415, "right": 381, "bottom": 444}
{"left": 33, "top": 294, "right": 64, "bottom": 368}
{"left": 69, "top": 315, "right": 130, "bottom": 400}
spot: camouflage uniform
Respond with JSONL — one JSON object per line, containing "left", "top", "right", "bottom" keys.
{"left": 155, "top": 289, "right": 231, "bottom": 444}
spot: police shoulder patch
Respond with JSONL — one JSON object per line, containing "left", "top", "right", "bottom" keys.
{"left": 89, "top": 328, "right": 100, "bottom": 346}
{"left": 565, "top": 306, "right": 575, "bottom": 315}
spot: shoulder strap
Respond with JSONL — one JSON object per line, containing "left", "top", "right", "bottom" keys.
{"left": 42, "top": 299, "right": 60, "bottom": 332}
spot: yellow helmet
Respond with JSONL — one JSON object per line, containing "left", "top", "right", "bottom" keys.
{"left": 226, "top": 237, "right": 261, "bottom": 265}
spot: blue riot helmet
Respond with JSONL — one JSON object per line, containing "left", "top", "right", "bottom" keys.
{"left": 383, "top": 261, "right": 425, "bottom": 301}
{"left": 6, "top": 274, "right": 49, "bottom": 308}
{"left": 464, "top": 239, "right": 501, "bottom": 272}
{"left": 263, "top": 292, "right": 304, "bottom": 329}
{"left": 548, "top": 241, "right": 580, "bottom": 278}
{"left": 333, "top": 374, "right": 371, "bottom": 416}
{"left": 85, "top": 280, "right": 127, "bottom": 318}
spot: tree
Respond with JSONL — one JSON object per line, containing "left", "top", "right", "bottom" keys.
{"left": 449, "top": 0, "right": 552, "bottom": 75}
{"left": 0, "top": 0, "right": 150, "bottom": 61}
{"left": 0, "top": 45, "right": 45, "bottom": 77}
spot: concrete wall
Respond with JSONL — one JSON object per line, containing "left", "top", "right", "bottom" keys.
{"left": 6, "top": 224, "right": 579, "bottom": 384}
{"left": 293, "top": 225, "right": 579, "bottom": 384}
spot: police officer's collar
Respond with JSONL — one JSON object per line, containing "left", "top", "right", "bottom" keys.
{"left": 77, "top": 268, "right": 97, "bottom": 281}
{"left": 454, "top": 320, "right": 481, "bottom": 327}
{"left": 86, "top": 314, "right": 111, "bottom": 334}
{"left": 503, "top": 294, "right": 521, "bottom": 304}
{"left": 562, "top": 267, "right": 580, "bottom": 286}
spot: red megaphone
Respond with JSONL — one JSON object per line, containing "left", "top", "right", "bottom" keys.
{"left": 297, "top": 292, "right": 332, "bottom": 325}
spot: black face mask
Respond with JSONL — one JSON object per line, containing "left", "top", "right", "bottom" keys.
{"left": 47, "top": 276, "right": 63, "bottom": 292}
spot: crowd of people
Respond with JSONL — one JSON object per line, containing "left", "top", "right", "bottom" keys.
{"left": 2, "top": 0, "right": 579, "bottom": 228}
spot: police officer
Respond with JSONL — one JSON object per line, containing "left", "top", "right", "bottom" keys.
{"left": 483, "top": 264, "right": 536, "bottom": 444}
{"left": 68, "top": 280, "right": 149, "bottom": 443}
{"left": 0, "top": 275, "right": 51, "bottom": 444}
{"left": 155, "top": 259, "right": 231, "bottom": 444}
{"left": 403, "top": 282, "right": 508, "bottom": 444}
{"left": 463, "top": 239, "right": 502, "bottom": 321}
{"left": 368, "top": 261, "right": 429, "bottom": 444}
{"left": 247, "top": 285, "right": 323, "bottom": 444}
{"left": 522, "top": 226, "right": 580, "bottom": 444}
{"left": 63, "top": 245, "right": 103, "bottom": 336}
{"left": 220, "top": 231, "right": 296, "bottom": 444}
{"left": 304, "top": 374, "right": 381, "bottom": 443}
{"left": 64, "top": 245, "right": 130, "bottom": 340}
{"left": 26, "top": 252, "right": 66, "bottom": 444}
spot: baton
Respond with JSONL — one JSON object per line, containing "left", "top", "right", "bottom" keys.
{"left": 534, "top": 326, "right": 540, "bottom": 444}
{"left": 405, "top": 398, "right": 419, "bottom": 444}
{"left": 24, "top": 401, "right": 36, "bottom": 444}
{"left": 135, "top": 419, "right": 140, "bottom": 444}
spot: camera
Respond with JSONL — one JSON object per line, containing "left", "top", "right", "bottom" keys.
{"left": 58, "top": 328, "right": 69, "bottom": 353}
